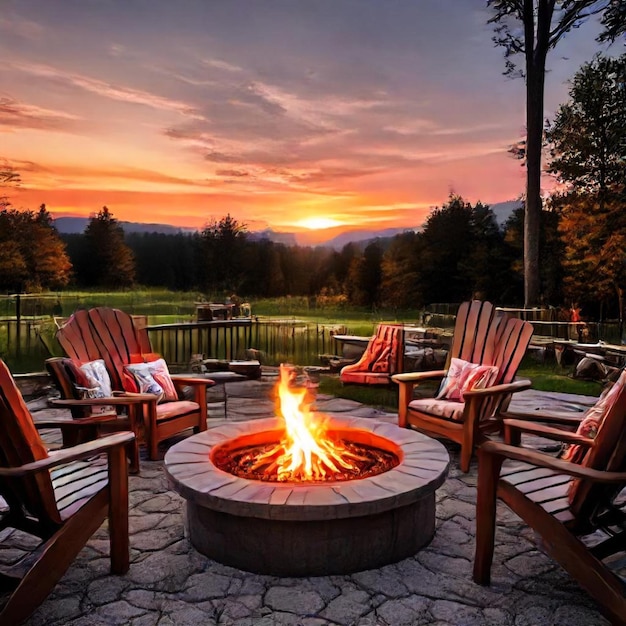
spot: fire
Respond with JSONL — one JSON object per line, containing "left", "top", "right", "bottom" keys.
{"left": 250, "top": 365, "right": 363, "bottom": 481}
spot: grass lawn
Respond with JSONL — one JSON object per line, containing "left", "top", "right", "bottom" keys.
{"left": 318, "top": 356, "right": 601, "bottom": 412}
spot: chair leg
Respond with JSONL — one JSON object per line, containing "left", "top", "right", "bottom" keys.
{"left": 460, "top": 413, "right": 479, "bottom": 473}
{"left": 473, "top": 449, "right": 502, "bottom": 585}
{"left": 126, "top": 404, "right": 141, "bottom": 473}
{"left": 128, "top": 438, "right": 140, "bottom": 475}
{"left": 397, "top": 382, "right": 411, "bottom": 428}
{"left": 459, "top": 441, "right": 473, "bottom": 473}
{"left": 108, "top": 444, "right": 130, "bottom": 574}
{"left": 149, "top": 434, "right": 159, "bottom": 461}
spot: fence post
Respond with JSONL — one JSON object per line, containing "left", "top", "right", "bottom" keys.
{"left": 15, "top": 294, "right": 21, "bottom": 355}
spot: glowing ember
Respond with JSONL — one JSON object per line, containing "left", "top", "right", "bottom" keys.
{"left": 211, "top": 365, "right": 399, "bottom": 482}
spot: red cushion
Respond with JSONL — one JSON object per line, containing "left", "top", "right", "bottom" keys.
{"left": 122, "top": 368, "right": 140, "bottom": 393}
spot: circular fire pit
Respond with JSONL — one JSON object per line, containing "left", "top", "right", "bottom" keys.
{"left": 165, "top": 415, "right": 449, "bottom": 576}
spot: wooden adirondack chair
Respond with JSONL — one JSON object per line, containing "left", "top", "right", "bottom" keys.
{"left": 340, "top": 323, "right": 404, "bottom": 385}
{"left": 473, "top": 369, "right": 626, "bottom": 625}
{"left": 392, "top": 301, "right": 534, "bottom": 472}
{"left": 49, "top": 307, "right": 212, "bottom": 462}
{"left": 0, "top": 358, "right": 134, "bottom": 626}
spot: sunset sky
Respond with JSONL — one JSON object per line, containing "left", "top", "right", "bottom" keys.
{"left": 0, "top": 0, "right": 611, "bottom": 242}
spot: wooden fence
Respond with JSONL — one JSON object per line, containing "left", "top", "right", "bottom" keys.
{"left": 0, "top": 317, "right": 348, "bottom": 373}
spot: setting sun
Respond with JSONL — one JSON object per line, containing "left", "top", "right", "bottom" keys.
{"left": 296, "top": 217, "right": 343, "bottom": 230}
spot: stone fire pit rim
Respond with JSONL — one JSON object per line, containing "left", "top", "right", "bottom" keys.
{"left": 165, "top": 415, "right": 450, "bottom": 522}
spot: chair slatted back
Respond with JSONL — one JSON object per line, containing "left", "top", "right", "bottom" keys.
{"left": 492, "top": 316, "right": 535, "bottom": 385}
{"left": 372, "top": 323, "right": 404, "bottom": 375}
{"left": 56, "top": 307, "right": 152, "bottom": 391}
{"left": 569, "top": 370, "right": 626, "bottom": 521}
{"left": 359, "top": 323, "right": 404, "bottom": 373}
{"left": 446, "top": 302, "right": 533, "bottom": 386}
{"left": 448, "top": 301, "right": 497, "bottom": 366}
{"left": 0, "top": 359, "right": 62, "bottom": 526}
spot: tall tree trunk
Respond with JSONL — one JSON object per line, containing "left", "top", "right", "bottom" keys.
{"left": 524, "top": 64, "right": 545, "bottom": 307}
{"left": 521, "top": 0, "right": 553, "bottom": 308}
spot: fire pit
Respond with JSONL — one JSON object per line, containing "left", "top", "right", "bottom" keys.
{"left": 165, "top": 368, "right": 449, "bottom": 576}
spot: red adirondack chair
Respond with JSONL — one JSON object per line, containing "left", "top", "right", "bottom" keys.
{"left": 340, "top": 323, "right": 404, "bottom": 385}
{"left": 474, "top": 369, "right": 626, "bottom": 625}
{"left": 48, "top": 307, "right": 213, "bottom": 462}
{"left": 0, "top": 358, "right": 134, "bottom": 625}
{"left": 393, "top": 301, "right": 534, "bottom": 472}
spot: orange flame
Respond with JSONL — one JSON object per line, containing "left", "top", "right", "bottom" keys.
{"left": 251, "top": 365, "right": 361, "bottom": 481}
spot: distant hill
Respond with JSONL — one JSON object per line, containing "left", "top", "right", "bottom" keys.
{"left": 53, "top": 202, "right": 521, "bottom": 247}
{"left": 324, "top": 227, "right": 417, "bottom": 250}
{"left": 54, "top": 217, "right": 195, "bottom": 235}
{"left": 490, "top": 200, "right": 522, "bottom": 226}
{"left": 247, "top": 229, "right": 298, "bottom": 246}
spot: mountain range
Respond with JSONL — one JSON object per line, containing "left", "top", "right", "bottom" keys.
{"left": 54, "top": 200, "right": 521, "bottom": 250}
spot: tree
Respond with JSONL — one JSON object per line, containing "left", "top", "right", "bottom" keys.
{"left": 83, "top": 206, "right": 135, "bottom": 288}
{"left": 544, "top": 52, "right": 626, "bottom": 318}
{"left": 380, "top": 231, "right": 424, "bottom": 308}
{"left": 487, "top": 0, "right": 626, "bottom": 306}
{"left": 0, "top": 161, "right": 21, "bottom": 211}
{"left": 546, "top": 53, "right": 626, "bottom": 194}
{"left": 200, "top": 214, "right": 247, "bottom": 294}
{"left": 555, "top": 190, "right": 626, "bottom": 320}
{"left": 503, "top": 205, "right": 563, "bottom": 304}
{"left": 346, "top": 241, "right": 383, "bottom": 306}
{"left": 0, "top": 205, "right": 71, "bottom": 291}
{"left": 417, "top": 195, "right": 509, "bottom": 304}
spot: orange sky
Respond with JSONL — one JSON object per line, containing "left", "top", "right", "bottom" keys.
{"left": 1, "top": 1, "right": 610, "bottom": 244}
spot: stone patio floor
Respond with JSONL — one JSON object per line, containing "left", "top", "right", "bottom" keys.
{"left": 20, "top": 371, "right": 616, "bottom": 626}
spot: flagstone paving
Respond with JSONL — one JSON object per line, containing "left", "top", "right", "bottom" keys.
{"left": 22, "top": 373, "right": 613, "bottom": 626}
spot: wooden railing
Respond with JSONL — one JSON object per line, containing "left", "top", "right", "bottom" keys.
{"left": 145, "top": 319, "right": 347, "bottom": 368}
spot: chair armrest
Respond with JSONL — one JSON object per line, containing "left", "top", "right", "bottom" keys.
{"left": 34, "top": 415, "right": 121, "bottom": 429}
{"left": 462, "top": 378, "right": 532, "bottom": 399}
{"left": 503, "top": 418, "right": 593, "bottom": 446}
{"left": 51, "top": 394, "right": 157, "bottom": 408}
{"left": 479, "top": 440, "right": 626, "bottom": 484}
{"left": 170, "top": 376, "right": 215, "bottom": 388}
{"left": 499, "top": 409, "right": 585, "bottom": 427}
{"left": 392, "top": 370, "right": 446, "bottom": 384}
{"left": 0, "top": 432, "right": 136, "bottom": 478}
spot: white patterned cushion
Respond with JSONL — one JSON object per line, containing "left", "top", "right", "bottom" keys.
{"left": 79, "top": 359, "right": 113, "bottom": 397}
{"left": 124, "top": 358, "right": 178, "bottom": 403}
{"left": 437, "top": 358, "right": 499, "bottom": 401}
{"left": 408, "top": 398, "right": 465, "bottom": 422}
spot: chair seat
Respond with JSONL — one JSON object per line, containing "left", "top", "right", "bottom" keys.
{"left": 51, "top": 453, "right": 109, "bottom": 520}
{"left": 501, "top": 459, "right": 575, "bottom": 524}
{"left": 339, "top": 371, "right": 393, "bottom": 385}
{"left": 156, "top": 400, "right": 199, "bottom": 422}
{"left": 408, "top": 398, "right": 464, "bottom": 422}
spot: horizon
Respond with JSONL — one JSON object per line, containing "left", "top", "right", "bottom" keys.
{"left": 1, "top": 1, "right": 611, "bottom": 244}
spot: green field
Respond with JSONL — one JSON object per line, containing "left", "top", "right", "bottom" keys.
{"left": 0, "top": 291, "right": 608, "bottom": 403}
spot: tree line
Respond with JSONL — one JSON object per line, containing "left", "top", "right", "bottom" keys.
{"left": 1, "top": 52, "right": 625, "bottom": 320}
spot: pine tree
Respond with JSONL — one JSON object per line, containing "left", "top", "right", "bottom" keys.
{"left": 84, "top": 206, "right": 135, "bottom": 288}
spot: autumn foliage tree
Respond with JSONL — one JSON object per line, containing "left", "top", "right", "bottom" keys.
{"left": 546, "top": 53, "right": 626, "bottom": 318}
{"left": 556, "top": 192, "right": 626, "bottom": 319}
{"left": 0, "top": 205, "right": 72, "bottom": 291}
{"left": 0, "top": 161, "right": 71, "bottom": 291}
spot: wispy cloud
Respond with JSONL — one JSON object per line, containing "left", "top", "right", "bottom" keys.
{"left": 10, "top": 61, "right": 203, "bottom": 118}
{"left": 0, "top": 15, "right": 44, "bottom": 40}
{"left": 0, "top": 96, "right": 79, "bottom": 132}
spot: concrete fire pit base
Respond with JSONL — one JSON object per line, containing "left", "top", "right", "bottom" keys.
{"left": 165, "top": 416, "right": 449, "bottom": 576}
